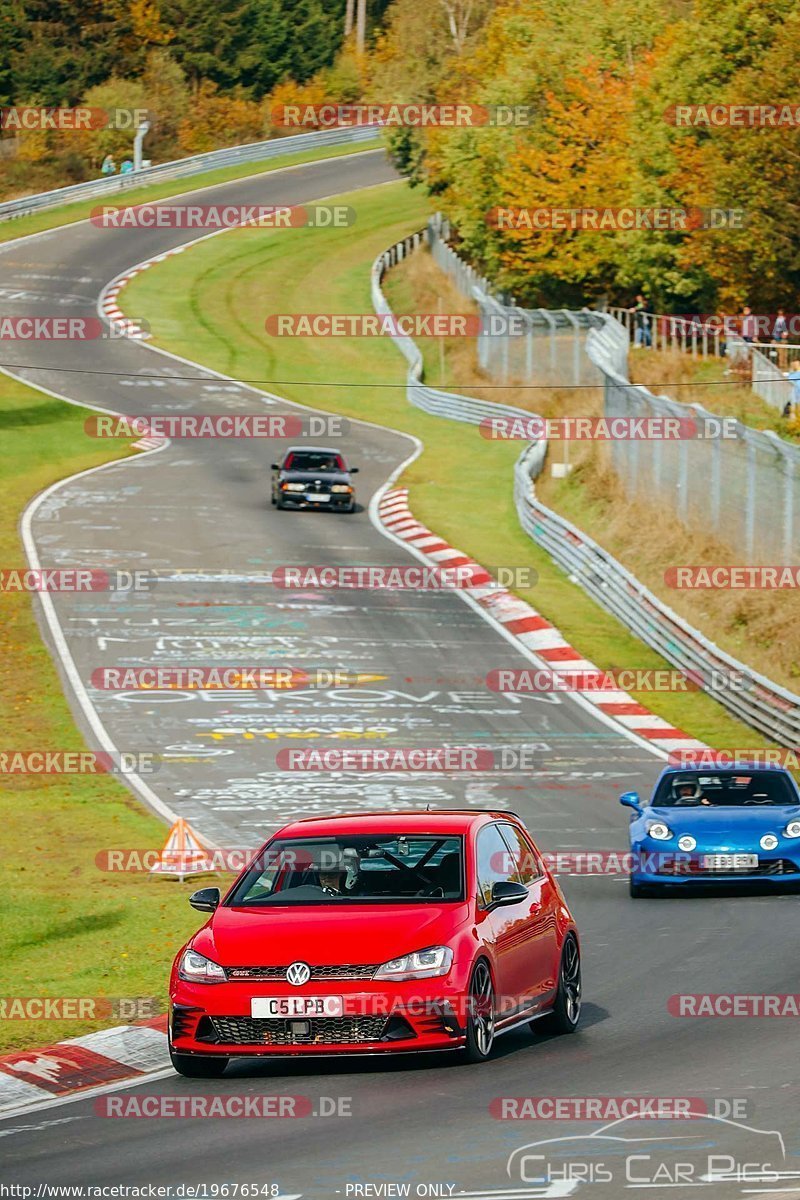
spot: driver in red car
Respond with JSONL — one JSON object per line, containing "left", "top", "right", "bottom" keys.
{"left": 319, "top": 846, "right": 362, "bottom": 895}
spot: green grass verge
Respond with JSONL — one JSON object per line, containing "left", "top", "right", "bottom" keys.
{"left": 0, "top": 137, "right": 382, "bottom": 245}
{"left": 0, "top": 378, "right": 211, "bottom": 1052}
{"left": 121, "top": 180, "right": 767, "bottom": 752}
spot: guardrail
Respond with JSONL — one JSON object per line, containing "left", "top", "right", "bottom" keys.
{"left": 372, "top": 218, "right": 800, "bottom": 746}
{"left": 0, "top": 125, "right": 381, "bottom": 223}
{"left": 748, "top": 343, "right": 798, "bottom": 410}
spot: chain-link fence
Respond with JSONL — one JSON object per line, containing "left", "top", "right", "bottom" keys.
{"left": 426, "top": 216, "right": 800, "bottom": 563}
{"left": 609, "top": 306, "right": 799, "bottom": 413}
{"left": 429, "top": 215, "right": 603, "bottom": 389}
{"left": 372, "top": 225, "right": 800, "bottom": 745}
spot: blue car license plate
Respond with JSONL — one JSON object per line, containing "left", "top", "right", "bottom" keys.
{"left": 701, "top": 853, "right": 758, "bottom": 870}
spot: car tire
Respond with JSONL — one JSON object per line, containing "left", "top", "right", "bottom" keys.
{"left": 538, "top": 935, "right": 581, "bottom": 1035}
{"left": 169, "top": 1045, "right": 229, "bottom": 1078}
{"left": 629, "top": 877, "right": 651, "bottom": 898}
{"left": 461, "top": 959, "right": 495, "bottom": 1063}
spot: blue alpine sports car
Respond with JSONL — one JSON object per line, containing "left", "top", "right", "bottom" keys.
{"left": 621, "top": 763, "right": 800, "bottom": 897}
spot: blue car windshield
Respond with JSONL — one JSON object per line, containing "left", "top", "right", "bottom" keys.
{"left": 654, "top": 771, "right": 799, "bottom": 808}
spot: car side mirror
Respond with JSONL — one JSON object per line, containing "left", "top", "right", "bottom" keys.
{"left": 189, "top": 887, "right": 220, "bottom": 912}
{"left": 490, "top": 880, "right": 528, "bottom": 907}
{"left": 350, "top": 466, "right": 359, "bottom": 473}
{"left": 271, "top": 463, "right": 279, "bottom": 470}
{"left": 619, "top": 791, "right": 644, "bottom": 815}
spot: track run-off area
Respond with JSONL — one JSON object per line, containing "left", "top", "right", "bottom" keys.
{"left": 1, "top": 146, "right": 798, "bottom": 1198}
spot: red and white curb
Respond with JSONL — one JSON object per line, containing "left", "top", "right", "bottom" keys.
{"left": 100, "top": 245, "right": 189, "bottom": 341}
{"left": 101, "top": 243, "right": 194, "bottom": 454}
{"left": 378, "top": 488, "right": 707, "bottom": 754}
{"left": 103, "top": 250, "right": 191, "bottom": 452}
{"left": 0, "top": 1018, "right": 169, "bottom": 1113}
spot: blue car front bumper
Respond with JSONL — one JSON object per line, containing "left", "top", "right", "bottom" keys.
{"left": 630, "top": 844, "right": 800, "bottom": 884}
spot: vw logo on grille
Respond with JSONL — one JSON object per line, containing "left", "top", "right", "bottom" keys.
{"left": 286, "top": 961, "right": 312, "bottom": 986}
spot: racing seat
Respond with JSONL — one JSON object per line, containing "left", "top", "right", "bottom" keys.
{"left": 437, "top": 852, "right": 462, "bottom": 897}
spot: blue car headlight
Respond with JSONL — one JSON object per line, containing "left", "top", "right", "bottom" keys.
{"left": 784, "top": 819, "right": 800, "bottom": 839}
{"left": 760, "top": 834, "right": 779, "bottom": 851}
{"left": 677, "top": 835, "right": 696, "bottom": 852}
{"left": 646, "top": 821, "right": 673, "bottom": 841}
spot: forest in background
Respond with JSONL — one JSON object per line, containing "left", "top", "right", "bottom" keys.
{"left": 1, "top": 0, "right": 798, "bottom": 310}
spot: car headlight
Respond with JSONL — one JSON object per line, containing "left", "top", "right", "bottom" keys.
{"left": 282, "top": 482, "right": 306, "bottom": 492}
{"left": 760, "top": 834, "right": 779, "bottom": 851}
{"left": 677, "top": 835, "right": 696, "bottom": 852}
{"left": 179, "top": 949, "right": 227, "bottom": 983}
{"left": 330, "top": 484, "right": 353, "bottom": 493}
{"left": 373, "top": 946, "right": 453, "bottom": 981}
{"left": 646, "top": 821, "right": 673, "bottom": 841}
{"left": 784, "top": 820, "right": 800, "bottom": 838}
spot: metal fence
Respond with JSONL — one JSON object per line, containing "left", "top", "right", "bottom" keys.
{"left": 607, "top": 307, "right": 799, "bottom": 413}
{"left": 430, "top": 216, "right": 604, "bottom": 389}
{"left": 372, "top": 220, "right": 800, "bottom": 744}
{"left": 586, "top": 330, "right": 800, "bottom": 562}
{"left": 749, "top": 343, "right": 798, "bottom": 410}
{"left": 0, "top": 125, "right": 380, "bottom": 223}
{"left": 423, "top": 217, "right": 800, "bottom": 563}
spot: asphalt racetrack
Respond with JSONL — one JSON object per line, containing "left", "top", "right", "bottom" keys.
{"left": 1, "top": 147, "right": 798, "bottom": 1198}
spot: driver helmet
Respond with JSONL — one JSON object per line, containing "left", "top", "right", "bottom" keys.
{"left": 671, "top": 777, "right": 703, "bottom": 804}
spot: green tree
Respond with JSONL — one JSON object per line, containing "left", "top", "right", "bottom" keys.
{"left": 288, "top": 0, "right": 342, "bottom": 82}
{"left": 158, "top": 0, "right": 252, "bottom": 90}
{"left": 10, "top": 1, "right": 137, "bottom": 105}
{"left": 0, "top": 1, "right": 26, "bottom": 108}
{"left": 240, "top": 0, "right": 293, "bottom": 96}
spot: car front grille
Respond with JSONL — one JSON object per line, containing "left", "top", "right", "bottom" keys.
{"left": 226, "top": 963, "right": 378, "bottom": 981}
{"left": 660, "top": 858, "right": 799, "bottom": 876}
{"left": 705, "top": 858, "right": 799, "bottom": 876}
{"left": 209, "top": 1015, "right": 390, "bottom": 1046}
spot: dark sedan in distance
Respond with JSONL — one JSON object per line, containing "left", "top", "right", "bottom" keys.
{"left": 271, "top": 446, "right": 358, "bottom": 512}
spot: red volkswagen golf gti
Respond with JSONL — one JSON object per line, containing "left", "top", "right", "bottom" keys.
{"left": 169, "top": 811, "right": 581, "bottom": 1075}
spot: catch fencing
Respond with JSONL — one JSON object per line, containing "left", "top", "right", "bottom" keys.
{"left": 609, "top": 307, "right": 799, "bottom": 413}
{"left": 0, "top": 125, "right": 380, "bottom": 223}
{"left": 372, "top": 218, "right": 800, "bottom": 745}
{"left": 425, "top": 218, "right": 800, "bottom": 564}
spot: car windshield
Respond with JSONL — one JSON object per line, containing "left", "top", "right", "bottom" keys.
{"left": 227, "top": 835, "right": 464, "bottom": 905}
{"left": 654, "top": 771, "right": 799, "bottom": 807}
{"left": 284, "top": 452, "right": 344, "bottom": 472}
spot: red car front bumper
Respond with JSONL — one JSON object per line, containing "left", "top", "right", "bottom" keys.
{"left": 169, "top": 977, "right": 469, "bottom": 1057}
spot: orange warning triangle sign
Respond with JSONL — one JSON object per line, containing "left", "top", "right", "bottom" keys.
{"left": 149, "top": 817, "right": 218, "bottom": 880}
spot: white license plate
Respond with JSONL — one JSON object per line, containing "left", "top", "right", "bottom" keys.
{"left": 251, "top": 995, "right": 343, "bottom": 1018}
{"left": 307, "top": 493, "right": 330, "bottom": 502}
{"left": 701, "top": 853, "right": 758, "bottom": 870}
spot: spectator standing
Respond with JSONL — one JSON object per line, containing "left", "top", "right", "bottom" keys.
{"left": 630, "top": 294, "right": 652, "bottom": 347}
{"left": 120, "top": 159, "right": 133, "bottom": 174}
{"left": 773, "top": 309, "right": 789, "bottom": 341}
{"left": 773, "top": 310, "right": 790, "bottom": 367}
{"left": 741, "top": 305, "right": 757, "bottom": 343}
{"left": 786, "top": 359, "right": 800, "bottom": 405}
{"left": 101, "top": 154, "right": 116, "bottom": 176}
